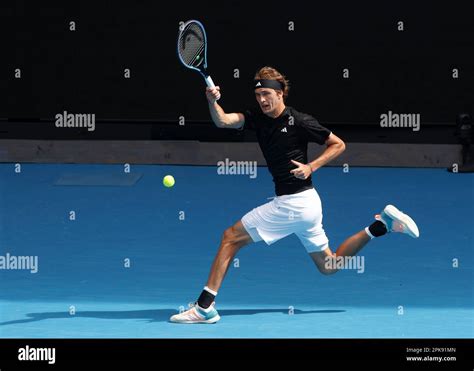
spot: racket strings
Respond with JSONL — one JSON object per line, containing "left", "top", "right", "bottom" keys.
{"left": 179, "top": 36, "right": 203, "bottom": 66}
{"left": 178, "top": 23, "right": 205, "bottom": 67}
{"left": 187, "top": 44, "right": 205, "bottom": 67}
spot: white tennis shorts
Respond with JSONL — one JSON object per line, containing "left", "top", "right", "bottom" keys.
{"left": 241, "top": 188, "right": 329, "bottom": 253}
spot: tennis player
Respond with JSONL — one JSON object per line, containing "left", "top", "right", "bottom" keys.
{"left": 170, "top": 66, "right": 419, "bottom": 324}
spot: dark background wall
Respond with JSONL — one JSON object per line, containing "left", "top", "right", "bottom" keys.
{"left": 1, "top": 1, "right": 473, "bottom": 139}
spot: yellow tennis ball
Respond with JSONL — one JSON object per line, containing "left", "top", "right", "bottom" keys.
{"left": 163, "top": 175, "right": 175, "bottom": 188}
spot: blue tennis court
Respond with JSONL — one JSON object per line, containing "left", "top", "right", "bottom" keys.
{"left": 0, "top": 164, "right": 472, "bottom": 338}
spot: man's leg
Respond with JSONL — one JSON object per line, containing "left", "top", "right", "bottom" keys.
{"left": 169, "top": 220, "right": 253, "bottom": 323}
{"left": 310, "top": 204, "right": 419, "bottom": 275}
{"left": 205, "top": 220, "right": 254, "bottom": 292}
{"left": 309, "top": 230, "right": 371, "bottom": 275}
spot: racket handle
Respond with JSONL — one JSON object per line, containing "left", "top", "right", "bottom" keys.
{"left": 205, "top": 75, "right": 215, "bottom": 88}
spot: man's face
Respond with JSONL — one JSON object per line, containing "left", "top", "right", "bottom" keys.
{"left": 255, "top": 88, "right": 284, "bottom": 116}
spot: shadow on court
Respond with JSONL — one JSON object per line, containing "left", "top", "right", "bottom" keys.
{"left": 0, "top": 308, "right": 346, "bottom": 326}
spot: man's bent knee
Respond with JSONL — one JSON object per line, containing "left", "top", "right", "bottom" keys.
{"left": 310, "top": 249, "right": 338, "bottom": 275}
{"left": 221, "top": 227, "right": 244, "bottom": 250}
{"left": 316, "top": 264, "right": 338, "bottom": 275}
{"left": 222, "top": 227, "right": 234, "bottom": 243}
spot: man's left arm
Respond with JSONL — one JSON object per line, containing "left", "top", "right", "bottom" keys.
{"left": 308, "top": 133, "right": 346, "bottom": 172}
{"left": 290, "top": 133, "right": 346, "bottom": 180}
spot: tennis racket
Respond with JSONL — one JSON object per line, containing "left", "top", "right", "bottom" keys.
{"left": 177, "top": 20, "right": 216, "bottom": 88}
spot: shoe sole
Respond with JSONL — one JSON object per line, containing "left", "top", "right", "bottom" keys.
{"left": 169, "top": 315, "right": 221, "bottom": 324}
{"left": 384, "top": 205, "right": 420, "bottom": 238}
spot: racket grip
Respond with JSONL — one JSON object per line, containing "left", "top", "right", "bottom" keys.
{"left": 205, "top": 75, "right": 215, "bottom": 88}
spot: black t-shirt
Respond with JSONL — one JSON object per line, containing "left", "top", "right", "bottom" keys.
{"left": 243, "top": 106, "right": 331, "bottom": 196}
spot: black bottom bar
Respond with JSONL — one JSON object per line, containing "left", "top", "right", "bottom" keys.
{"left": 0, "top": 339, "right": 472, "bottom": 368}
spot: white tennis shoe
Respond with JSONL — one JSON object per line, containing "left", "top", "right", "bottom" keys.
{"left": 169, "top": 302, "right": 220, "bottom": 324}
{"left": 376, "top": 204, "right": 420, "bottom": 238}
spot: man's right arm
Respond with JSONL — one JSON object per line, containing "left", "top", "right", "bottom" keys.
{"left": 206, "top": 87, "right": 245, "bottom": 129}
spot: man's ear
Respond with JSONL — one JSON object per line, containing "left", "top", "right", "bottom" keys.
{"left": 277, "top": 90, "right": 284, "bottom": 99}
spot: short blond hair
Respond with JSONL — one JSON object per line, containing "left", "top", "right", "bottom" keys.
{"left": 254, "top": 66, "right": 290, "bottom": 100}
